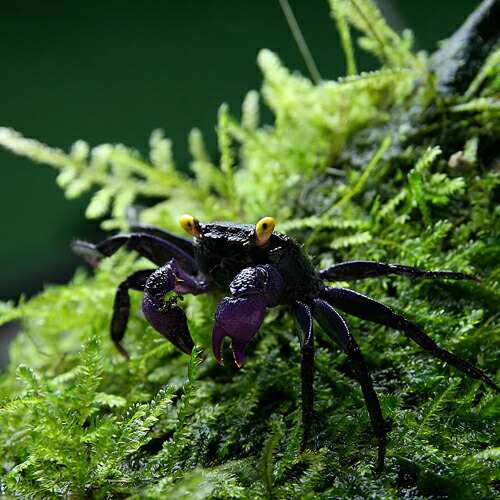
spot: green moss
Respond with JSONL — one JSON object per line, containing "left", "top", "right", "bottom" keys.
{"left": 1, "top": 1, "right": 499, "bottom": 498}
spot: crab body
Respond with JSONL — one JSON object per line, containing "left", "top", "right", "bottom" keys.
{"left": 194, "top": 221, "right": 320, "bottom": 301}
{"left": 73, "top": 215, "right": 498, "bottom": 472}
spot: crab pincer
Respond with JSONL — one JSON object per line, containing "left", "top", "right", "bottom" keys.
{"left": 142, "top": 259, "right": 210, "bottom": 354}
{"left": 212, "top": 265, "right": 284, "bottom": 367}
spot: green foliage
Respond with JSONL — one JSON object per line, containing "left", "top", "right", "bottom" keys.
{"left": 329, "top": 0, "right": 423, "bottom": 71}
{"left": 1, "top": 1, "right": 499, "bottom": 498}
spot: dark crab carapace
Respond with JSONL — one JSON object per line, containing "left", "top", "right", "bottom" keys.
{"left": 73, "top": 216, "right": 499, "bottom": 471}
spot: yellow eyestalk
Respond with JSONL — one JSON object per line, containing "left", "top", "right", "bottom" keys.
{"left": 255, "top": 216, "right": 276, "bottom": 246}
{"left": 180, "top": 214, "right": 201, "bottom": 237}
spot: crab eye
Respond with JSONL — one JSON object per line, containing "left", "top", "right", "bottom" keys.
{"left": 180, "top": 214, "right": 201, "bottom": 237}
{"left": 255, "top": 217, "right": 276, "bottom": 246}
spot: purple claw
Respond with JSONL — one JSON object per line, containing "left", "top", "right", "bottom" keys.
{"left": 212, "top": 296, "right": 267, "bottom": 368}
{"left": 212, "top": 265, "right": 284, "bottom": 367}
{"left": 142, "top": 296, "right": 194, "bottom": 354}
{"left": 140, "top": 260, "right": 207, "bottom": 355}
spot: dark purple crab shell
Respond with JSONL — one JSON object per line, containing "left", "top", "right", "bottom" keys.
{"left": 193, "top": 220, "right": 322, "bottom": 301}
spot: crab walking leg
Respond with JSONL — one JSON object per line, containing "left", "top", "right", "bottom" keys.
{"left": 321, "top": 287, "right": 499, "bottom": 392}
{"left": 212, "top": 265, "right": 284, "bottom": 367}
{"left": 72, "top": 233, "right": 198, "bottom": 273}
{"left": 129, "top": 223, "right": 195, "bottom": 257}
{"left": 111, "top": 269, "right": 155, "bottom": 358}
{"left": 142, "top": 259, "right": 208, "bottom": 355}
{"left": 312, "top": 298, "right": 387, "bottom": 472}
{"left": 294, "top": 301, "right": 315, "bottom": 449}
{"left": 320, "top": 261, "right": 476, "bottom": 282}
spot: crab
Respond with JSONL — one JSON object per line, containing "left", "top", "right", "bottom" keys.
{"left": 73, "top": 215, "right": 499, "bottom": 471}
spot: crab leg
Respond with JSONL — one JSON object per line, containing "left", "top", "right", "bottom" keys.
{"left": 312, "top": 298, "right": 387, "bottom": 472}
{"left": 72, "top": 233, "right": 198, "bottom": 273}
{"left": 321, "top": 287, "right": 499, "bottom": 392}
{"left": 129, "top": 223, "right": 195, "bottom": 257}
{"left": 111, "top": 269, "right": 155, "bottom": 358}
{"left": 294, "top": 301, "right": 315, "bottom": 449}
{"left": 212, "top": 265, "right": 284, "bottom": 367}
{"left": 320, "top": 261, "right": 476, "bottom": 282}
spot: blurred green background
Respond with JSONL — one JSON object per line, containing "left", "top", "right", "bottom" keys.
{"left": 0, "top": 0, "right": 478, "bottom": 300}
